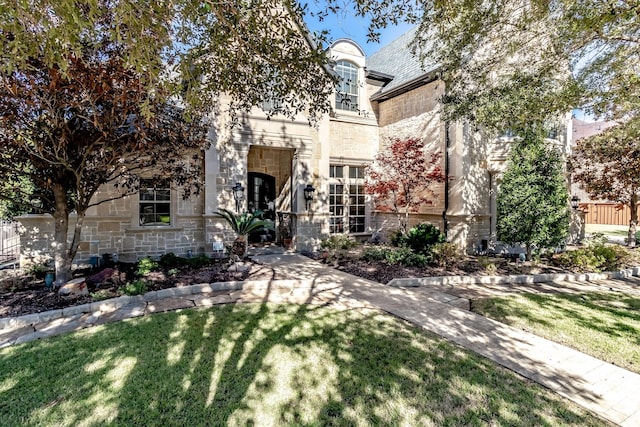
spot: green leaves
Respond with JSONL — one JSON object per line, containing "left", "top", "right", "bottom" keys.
{"left": 497, "top": 132, "right": 570, "bottom": 254}
{"left": 214, "top": 208, "right": 275, "bottom": 237}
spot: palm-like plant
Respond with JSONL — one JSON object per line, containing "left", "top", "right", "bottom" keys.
{"left": 214, "top": 208, "right": 275, "bottom": 257}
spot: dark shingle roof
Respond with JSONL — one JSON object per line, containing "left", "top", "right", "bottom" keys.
{"left": 366, "top": 27, "right": 439, "bottom": 97}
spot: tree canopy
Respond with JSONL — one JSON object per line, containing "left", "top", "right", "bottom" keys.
{"left": 572, "top": 118, "right": 640, "bottom": 247}
{"left": 365, "top": 137, "right": 445, "bottom": 233}
{"left": 332, "top": 0, "right": 639, "bottom": 131}
{"left": 0, "top": 38, "right": 209, "bottom": 282}
{"left": 497, "top": 129, "right": 570, "bottom": 258}
{"left": 1, "top": 0, "right": 335, "bottom": 124}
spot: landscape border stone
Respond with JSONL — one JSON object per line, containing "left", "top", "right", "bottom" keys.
{"left": 386, "top": 266, "right": 640, "bottom": 287}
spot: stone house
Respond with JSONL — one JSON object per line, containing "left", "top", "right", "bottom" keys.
{"left": 17, "top": 27, "right": 571, "bottom": 265}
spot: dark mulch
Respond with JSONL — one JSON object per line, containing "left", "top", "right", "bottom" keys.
{"left": 0, "top": 260, "right": 281, "bottom": 319}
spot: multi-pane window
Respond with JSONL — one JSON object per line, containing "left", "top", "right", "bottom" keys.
{"left": 139, "top": 179, "right": 171, "bottom": 226}
{"left": 335, "top": 61, "right": 359, "bottom": 112}
{"left": 329, "top": 164, "right": 367, "bottom": 234}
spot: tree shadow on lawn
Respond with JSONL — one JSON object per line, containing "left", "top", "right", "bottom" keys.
{"left": 0, "top": 303, "right": 605, "bottom": 426}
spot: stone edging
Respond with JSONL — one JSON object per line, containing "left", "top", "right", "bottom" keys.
{"left": 387, "top": 266, "right": 640, "bottom": 287}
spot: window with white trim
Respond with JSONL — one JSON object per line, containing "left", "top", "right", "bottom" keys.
{"left": 335, "top": 60, "right": 359, "bottom": 112}
{"left": 329, "top": 164, "right": 367, "bottom": 234}
{"left": 139, "top": 179, "right": 171, "bottom": 226}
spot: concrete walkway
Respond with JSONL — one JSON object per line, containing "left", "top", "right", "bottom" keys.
{"left": 1, "top": 253, "right": 639, "bottom": 426}
{"left": 253, "top": 253, "right": 640, "bottom": 427}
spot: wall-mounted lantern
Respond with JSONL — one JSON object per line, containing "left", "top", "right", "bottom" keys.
{"left": 303, "top": 184, "right": 315, "bottom": 211}
{"left": 232, "top": 182, "right": 245, "bottom": 212}
{"left": 571, "top": 195, "right": 580, "bottom": 210}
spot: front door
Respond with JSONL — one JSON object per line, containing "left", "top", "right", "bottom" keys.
{"left": 248, "top": 172, "right": 276, "bottom": 242}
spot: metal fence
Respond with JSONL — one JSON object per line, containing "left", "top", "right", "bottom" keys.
{"left": 0, "top": 221, "right": 19, "bottom": 264}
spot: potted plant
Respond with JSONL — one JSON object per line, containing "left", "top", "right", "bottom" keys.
{"left": 214, "top": 209, "right": 275, "bottom": 258}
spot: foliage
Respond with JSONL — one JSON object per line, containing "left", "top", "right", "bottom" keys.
{"left": 365, "top": 137, "right": 445, "bottom": 233}
{"left": 332, "top": 0, "right": 640, "bottom": 132}
{"left": 0, "top": 175, "right": 35, "bottom": 220}
{"left": 90, "top": 289, "right": 117, "bottom": 301}
{"left": 214, "top": 209, "right": 275, "bottom": 238}
{"left": 27, "top": 263, "right": 49, "bottom": 280}
{"left": 184, "top": 254, "right": 212, "bottom": 269}
{"left": 396, "top": 223, "right": 446, "bottom": 255}
{"left": 554, "top": 245, "right": 630, "bottom": 273}
{"left": 572, "top": 118, "right": 640, "bottom": 247}
{"left": 497, "top": 130, "right": 570, "bottom": 259}
{"left": 1, "top": 0, "right": 334, "bottom": 126}
{"left": 136, "top": 258, "right": 160, "bottom": 277}
{"left": 159, "top": 253, "right": 181, "bottom": 268}
{"left": 477, "top": 257, "right": 498, "bottom": 275}
{"left": 0, "top": 36, "right": 210, "bottom": 284}
{"left": 320, "top": 235, "right": 359, "bottom": 251}
{"left": 362, "top": 246, "right": 428, "bottom": 267}
{"left": 430, "top": 242, "right": 461, "bottom": 268}
{"left": 123, "top": 280, "right": 148, "bottom": 296}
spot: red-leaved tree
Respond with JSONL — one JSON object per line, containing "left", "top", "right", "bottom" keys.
{"left": 365, "top": 137, "right": 446, "bottom": 233}
{"left": 572, "top": 119, "right": 640, "bottom": 248}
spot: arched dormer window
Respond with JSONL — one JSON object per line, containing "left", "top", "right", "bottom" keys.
{"left": 335, "top": 60, "right": 359, "bottom": 112}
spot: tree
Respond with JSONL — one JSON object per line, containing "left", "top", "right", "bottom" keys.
{"left": 1, "top": 0, "right": 335, "bottom": 125}
{"left": 0, "top": 39, "right": 209, "bottom": 284}
{"left": 330, "top": 0, "right": 639, "bottom": 131}
{"left": 365, "top": 137, "right": 445, "bottom": 233}
{"left": 572, "top": 119, "right": 640, "bottom": 248}
{"left": 497, "top": 130, "right": 569, "bottom": 259}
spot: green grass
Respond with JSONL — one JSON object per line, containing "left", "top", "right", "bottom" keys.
{"left": 585, "top": 224, "right": 640, "bottom": 239}
{"left": 473, "top": 292, "right": 640, "bottom": 373}
{"left": 0, "top": 304, "right": 605, "bottom": 426}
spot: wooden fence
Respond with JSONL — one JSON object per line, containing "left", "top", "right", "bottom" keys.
{"left": 582, "top": 203, "right": 639, "bottom": 226}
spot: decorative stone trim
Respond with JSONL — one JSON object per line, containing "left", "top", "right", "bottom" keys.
{"left": 387, "top": 266, "right": 640, "bottom": 287}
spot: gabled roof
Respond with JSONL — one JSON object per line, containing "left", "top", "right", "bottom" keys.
{"left": 366, "top": 27, "right": 440, "bottom": 99}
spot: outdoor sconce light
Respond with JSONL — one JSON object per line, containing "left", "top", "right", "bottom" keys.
{"left": 303, "top": 184, "right": 315, "bottom": 211}
{"left": 571, "top": 195, "right": 580, "bottom": 210}
{"left": 232, "top": 182, "right": 245, "bottom": 212}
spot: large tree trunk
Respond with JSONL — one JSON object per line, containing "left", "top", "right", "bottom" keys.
{"left": 52, "top": 184, "right": 72, "bottom": 286}
{"left": 629, "top": 194, "right": 638, "bottom": 248}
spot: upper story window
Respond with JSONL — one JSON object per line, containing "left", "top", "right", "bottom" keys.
{"left": 139, "top": 179, "right": 171, "bottom": 226}
{"left": 335, "top": 60, "right": 359, "bottom": 112}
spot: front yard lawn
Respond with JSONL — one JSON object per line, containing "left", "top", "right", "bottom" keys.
{"left": 0, "top": 304, "right": 606, "bottom": 426}
{"left": 473, "top": 292, "right": 640, "bottom": 373}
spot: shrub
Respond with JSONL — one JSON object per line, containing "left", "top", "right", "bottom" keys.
{"left": 396, "top": 223, "right": 445, "bottom": 255}
{"left": 388, "top": 229, "right": 405, "bottom": 247}
{"left": 123, "top": 280, "right": 148, "bottom": 296}
{"left": 430, "top": 242, "right": 461, "bottom": 267}
{"left": 159, "top": 252, "right": 181, "bottom": 268}
{"left": 184, "top": 254, "right": 211, "bottom": 269}
{"left": 28, "top": 263, "right": 49, "bottom": 279}
{"left": 91, "top": 289, "right": 116, "bottom": 301}
{"left": 478, "top": 256, "right": 498, "bottom": 275}
{"left": 361, "top": 246, "right": 428, "bottom": 267}
{"left": 320, "top": 235, "right": 359, "bottom": 251}
{"left": 555, "top": 244, "right": 630, "bottom": 272}
{"left": 136, "top": 257, "right": 159, "bottom": 276}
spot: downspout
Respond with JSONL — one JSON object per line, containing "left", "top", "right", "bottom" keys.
{"left": 443, "top": 121, "right": 450, "bottom": 239}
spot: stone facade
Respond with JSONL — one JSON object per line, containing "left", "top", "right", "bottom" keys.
{"left": 16, "top": 33, "right": 573, "bottom": 265}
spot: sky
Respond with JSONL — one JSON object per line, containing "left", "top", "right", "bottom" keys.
{"left": 302, "top": 2, "right": 414, "bottom": 56}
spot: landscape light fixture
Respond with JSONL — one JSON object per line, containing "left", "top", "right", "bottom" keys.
{"left": 232, "top": 182, "right": 245, "bottom": 212}
{"left": 303, "top": 184, "right": 315, "bottom": 211}
{"left": 571, "top": 195, "right": 580, "bottom": 210}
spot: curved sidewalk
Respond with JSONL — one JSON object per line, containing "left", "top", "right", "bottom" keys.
{"left": 1, "top": 253, "right": 639, "bottom": 426}
{"left": 253, "top": 253, "right": 640, "bottom": 427}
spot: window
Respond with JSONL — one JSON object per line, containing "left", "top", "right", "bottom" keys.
{"left": 329, "top": 164, "right": 367, "bottom": 234}
{"left": 335, "top": 60, "right": 359, "bottom": 112}
{"left": 139, "top": 179, "right": 171, "bottom": 226}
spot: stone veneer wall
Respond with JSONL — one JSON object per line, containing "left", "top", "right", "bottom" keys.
{"left": 18, "top": 184, "right": 206, "bottom": 266}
